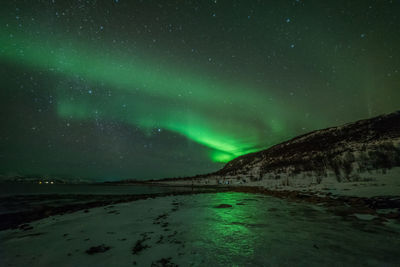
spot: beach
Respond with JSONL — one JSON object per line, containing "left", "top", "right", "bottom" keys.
{"left": 1, "top": 190, "right": 400, "bottom": 266}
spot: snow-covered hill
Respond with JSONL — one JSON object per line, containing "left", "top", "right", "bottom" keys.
{"left": 163, "top": 111, "right": 400, "bottom": 196}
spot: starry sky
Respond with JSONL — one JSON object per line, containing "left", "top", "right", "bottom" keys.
{"left": 0, "top": 0, "right": 399, "bottom": 181}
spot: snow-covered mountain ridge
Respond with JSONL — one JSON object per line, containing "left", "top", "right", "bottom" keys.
{"left": 217, "top": 110, "right": 400, "bottom": 181}
{"left": 162, "top": 111, "right": 400, "bottom": 196}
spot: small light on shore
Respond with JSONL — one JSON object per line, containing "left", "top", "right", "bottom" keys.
{"left": 50, "top": 181, "right": 54, "bottom": 184}
{"left": 39, "top": 181, "right": 42, "bottom": 184}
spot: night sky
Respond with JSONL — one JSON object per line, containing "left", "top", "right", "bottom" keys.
{"left": 1, "top": 0, "right": 399, "bottom": 181}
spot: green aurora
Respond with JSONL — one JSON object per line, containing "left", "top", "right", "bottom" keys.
{"left": 0, "top": 0, "right": 399, "bottom": 180}
{"left": 0, "top": 27, "right": 311, "bottom": 163}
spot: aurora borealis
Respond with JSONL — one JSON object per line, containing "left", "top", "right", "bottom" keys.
{"left": 1, "top": 1, "right": 399, "bottom": 180}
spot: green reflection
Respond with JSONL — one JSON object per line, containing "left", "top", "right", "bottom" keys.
{"left": 209, "top": 193, "right": 254, "bottom": 256}
{"left": 184, "top": 192, "right": 262, "bottom": 264}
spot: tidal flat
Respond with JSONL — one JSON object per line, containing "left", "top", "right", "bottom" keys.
{"left": 1, "top": 191, "right": 400, "bottom": 266}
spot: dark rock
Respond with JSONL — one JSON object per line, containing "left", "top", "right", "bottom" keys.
{"left": 167, "top": 231, "right": 178, "bottom": 238}
{"left": 85, "top": 244, "right": 111, "bottom": 255}
{"left": 155, "top": 213, "right": 168, "bottom": 221}
{"left": 151, "top": 257, "right": 178, "bottom": 267}
{"left": 156, "top": 235, "right": 164, "bottom": 244}
{"left": 107, "top": 210, "right": 119, "bottom": 214}
{"left": 132, "top": 235, "right": 150, "bottom": 255}
{"left": 19, "top": 224, "right": 33, "bottom": 231}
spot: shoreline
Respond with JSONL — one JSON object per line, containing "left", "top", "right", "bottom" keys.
{"left": 1, "top": 184, "right": 399, "bottom": 231}
{"left": 3, "top": 191, "right": 399, "bottom": 266}
{"left": 229, "top": 186, "right": 400, "bottom": 222}
{"left": 0, "top": 187, "right": 228, "bottom": 231}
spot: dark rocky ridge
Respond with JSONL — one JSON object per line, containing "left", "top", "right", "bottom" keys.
{"left": 215, "top": 110, "right": 400, "bottom": 182}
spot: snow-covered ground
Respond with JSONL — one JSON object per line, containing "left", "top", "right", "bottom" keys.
{"left": 160, "top": 167, "right": 400, "bottom": 198}
{"left": 1, "top": 192, "right": 400, "bottom": 266}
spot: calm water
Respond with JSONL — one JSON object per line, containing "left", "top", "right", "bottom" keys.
{"left": 0, "top": 183, "right": 194, "bottom": 196}
{"left": 0, "top": 183, "right": 215, "bottom": 215}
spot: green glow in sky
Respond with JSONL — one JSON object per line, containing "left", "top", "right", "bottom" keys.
{"left": 0, "top": 29, "right": 301, "bottom": 162}
{"left": 1, "top": 1, "right": 399, "bottom": 180}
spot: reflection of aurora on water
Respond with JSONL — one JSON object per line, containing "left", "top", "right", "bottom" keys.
{"left": 167, "top": 192, "right": 400, "bottom": 266}
{"left": 206, "top": 193, "right": 256, "bottom": 258}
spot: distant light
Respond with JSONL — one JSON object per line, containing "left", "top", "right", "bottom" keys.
{"left": 39, "top": 181, "right": 42, "bottom": 184}
{"left": 45, "top": 181, "right": 49, "bottom": 184}
{"left": 50, "top": 181, "right": 54, "bottom": 184}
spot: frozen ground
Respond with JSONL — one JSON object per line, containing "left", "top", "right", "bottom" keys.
{"left": 161, "top": 167, "right": 400, "bottom": 198}
{"left": 1, "top": 192, "right": 400, "bottom": 267}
